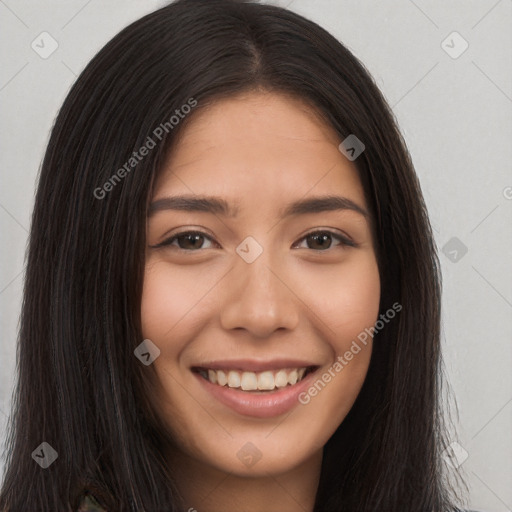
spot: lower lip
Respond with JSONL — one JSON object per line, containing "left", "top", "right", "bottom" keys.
{"left": 193, "top": 369, "right": 318, "bottom": 418}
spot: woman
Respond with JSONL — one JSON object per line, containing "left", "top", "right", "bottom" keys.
{"left": 0, "top": 0, "right": 467, "bottom": 510}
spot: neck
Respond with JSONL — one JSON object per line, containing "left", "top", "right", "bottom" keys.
{"left": 170, "top": 447, "right": 323, "bottom": 512}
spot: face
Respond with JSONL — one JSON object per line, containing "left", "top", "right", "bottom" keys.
{"left": 141, "top": 92, "right": 380, "bottom": 478}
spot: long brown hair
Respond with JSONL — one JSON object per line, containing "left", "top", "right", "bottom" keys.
{"left": 0, "top": 0, "right": 465, "bottom": 510}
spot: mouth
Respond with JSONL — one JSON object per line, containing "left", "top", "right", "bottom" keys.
{"left": 190, "top": 361, "right": 321, "bottom": 418}
{"left": 192, "top": 366, "right": 317, "bottom": 392}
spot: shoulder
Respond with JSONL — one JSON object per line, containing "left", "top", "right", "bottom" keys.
{"left": 77, "top": 492, "right": 108, "bottom": 512}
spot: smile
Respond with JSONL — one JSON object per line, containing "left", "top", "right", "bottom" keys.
{"left": 191, "top": 361, "right": 320, "bottom": 418}
{"left": 195, "top": 367, "right": 314, "bottom": 392}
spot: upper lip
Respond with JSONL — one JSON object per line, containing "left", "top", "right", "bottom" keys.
{"left": 191, "top": 359, "right": 320, "bottom": 373}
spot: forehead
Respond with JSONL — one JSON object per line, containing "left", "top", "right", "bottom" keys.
{"left": 153, "top": 92, "right": 366, "bottom": 209}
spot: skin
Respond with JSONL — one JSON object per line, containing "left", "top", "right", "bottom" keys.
{"left": 141, "top": 91, "right": 381, "bottom": 512}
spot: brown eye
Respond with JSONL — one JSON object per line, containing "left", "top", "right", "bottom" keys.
{"left": 175, "top": 233, "right": 207, "bottom": 250}
{"left": 306, "top": 232, "right": 333, "bottom": 250}
{"left": 152, "top": 231, "right": 216, "bottom": 251}
{"left": 294, "top": 230, "right": 356, "bottom": 251}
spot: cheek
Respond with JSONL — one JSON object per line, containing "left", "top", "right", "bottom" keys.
{"left": 293, "top": 254, "right": 380, "bottom": 419}
{"left": 140, "top": 260, "right": 218, "bottom": 355}
{"left": 298, "top": 254, "right": 381, "bottom": 340}
{"left": 140, "top": 263, "right": 179, "bottom": 346}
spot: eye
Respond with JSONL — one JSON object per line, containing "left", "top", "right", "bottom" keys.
{"left": 293, "top": 230, "right": 356, "bottom": 251}
{"left": 152, "top": 230, "right": 218, "bottom": 251}
{"left": 151, "top": 229, "right": 356, "bottom": 252}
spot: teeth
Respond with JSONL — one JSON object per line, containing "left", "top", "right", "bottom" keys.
{"left": 227, "top": 371, "right": 241, "bottom": 388}
{"left": 201, "top": 367, "right": 311, "bottom": 391}
{"left": 274, "top": 370, "right": 288, "bottom": 388}
{"left": 217, "top": 370, "right": 227, "bottom": 386}
{"left": 257, "top": 371, "right": 274, "bottom": 390}
{"left": 241, "top": 372, "right": 258, "bottom": 390}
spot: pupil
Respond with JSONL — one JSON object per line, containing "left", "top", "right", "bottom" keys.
{"left": 180, "top": 233, "right": 203, "bottom": 249}
{"left": 309, "top": 233, "right": 331, "bottom": 250}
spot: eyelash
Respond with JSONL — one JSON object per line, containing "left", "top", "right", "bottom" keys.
{"left": 151, "top": 229, "right": 357, "bottom": 252}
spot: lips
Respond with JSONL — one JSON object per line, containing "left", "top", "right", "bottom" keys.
{"left": 191, "top": 359, "right": 320, "bottom": 418}
{"left": 192, "top": 359, "right": 318, "bottom": 373}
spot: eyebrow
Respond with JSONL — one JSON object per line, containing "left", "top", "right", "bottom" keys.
{"left": 148, "top": 194, "right": 369, "bottom": 219}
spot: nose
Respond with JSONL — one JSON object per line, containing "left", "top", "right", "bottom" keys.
{"left": 219, "top": 251, "right": 300, "bottom": 338}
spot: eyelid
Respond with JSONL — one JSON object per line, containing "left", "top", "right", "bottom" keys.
{"left": 150, "top": 227, "right": 357, "bottom": 251}
{"left": 292, "top": 228, "right": 357, "bottom": 249}
{"left": 149, "top": 229, "right": 219, "bottom": 250}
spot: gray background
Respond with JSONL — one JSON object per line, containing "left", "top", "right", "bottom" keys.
{"left": 0, "top": 1, "right": 511, "bottom": 510}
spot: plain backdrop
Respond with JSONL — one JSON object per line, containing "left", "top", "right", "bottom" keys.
{"left": 0, "top": 1, "right": 511, "bottom": 511}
